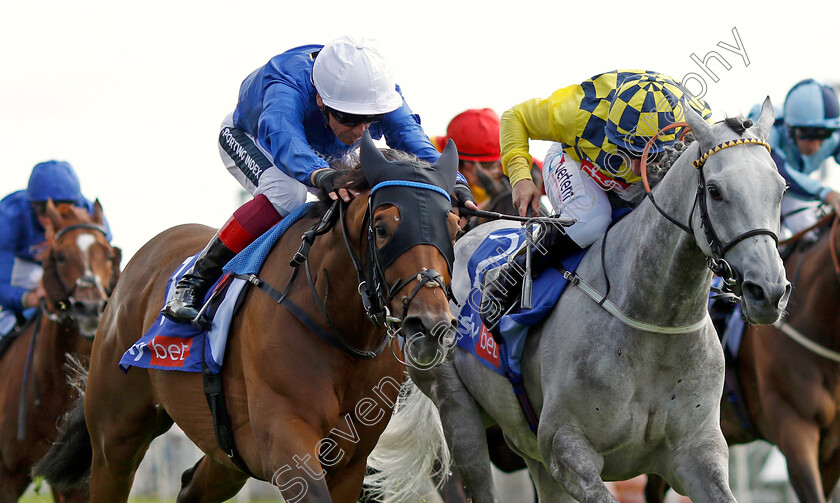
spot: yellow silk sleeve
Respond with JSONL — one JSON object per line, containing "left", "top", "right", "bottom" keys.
{"left": 500, "top": 84, "right": 583, "bottom": 187}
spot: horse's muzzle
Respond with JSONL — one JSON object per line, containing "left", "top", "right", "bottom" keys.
{"left": 399, "top": 314, "right": 457, "bottom": 370}
{"left": 72, "top": 298, "right": 107, "bottom": 338}
{"left": 740, "top": 279, "right": 791, "bottom": 325}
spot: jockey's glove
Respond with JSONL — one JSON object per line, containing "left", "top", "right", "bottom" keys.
{"left": 452, "top": 180, "right": 476, "bottom": 209}
{"left": 312, "top": 168, "right": 342, "bottom": 195}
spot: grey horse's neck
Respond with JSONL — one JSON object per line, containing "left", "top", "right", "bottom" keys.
{"left": 598, "top": 143, "right": 712, "bottom": 327}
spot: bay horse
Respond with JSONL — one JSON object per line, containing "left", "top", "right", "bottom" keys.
{"left": 368, "top": 98, "right": 790, "bottom": 503}
{"left": 35, "top": 133, "right": 461, "bottom": 503}
{"left": 0, "top": 200, "right": 119, "bottom": 502}
{"left": 645, "top": 213, "right": 840, "bottom": 503}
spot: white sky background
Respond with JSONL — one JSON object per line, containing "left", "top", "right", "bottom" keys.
{"left": 1, "top": 0, "right": 838, "bottom": 262}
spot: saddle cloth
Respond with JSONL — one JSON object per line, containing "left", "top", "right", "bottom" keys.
{"left": 118, "top": 203, "right": 313, "bottom": 374}
{"left": 455, "top": 226, "right": 585, "bottom": 380}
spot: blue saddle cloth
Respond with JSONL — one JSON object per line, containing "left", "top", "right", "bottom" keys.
{"left": 455, "top": 226, "right": 585, "bottom": 379}
{"left": 119, "top": 203, "right": 313, "bottom": 374}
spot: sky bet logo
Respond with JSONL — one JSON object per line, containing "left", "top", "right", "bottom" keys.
{"left": 127, "top": 335, "right": 192, "bottom": 368}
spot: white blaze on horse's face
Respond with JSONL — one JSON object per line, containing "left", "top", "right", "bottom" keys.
{"left": 685, "top": 99, "right": 791, "bottom": 324}
{"left": 76, "top": 233, "right": 96, "bottom": 276}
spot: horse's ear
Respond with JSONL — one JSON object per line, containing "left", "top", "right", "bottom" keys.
{"left": 750, "top": 96, "right": 775, "bottom": 141}
{"left": 40, "top": 199, "right": 61, "bottom": 242}
{"left": 432, "top": 139, "right": 459, "bottom": 193}
{"left": 359, "top": 130, "right": 389, "bottom": 185}
{"left": 93, "top": 199, "right": 104, "bottom": 226}
{"left": 683, "top": 99, "right": 713, "bottom": 146}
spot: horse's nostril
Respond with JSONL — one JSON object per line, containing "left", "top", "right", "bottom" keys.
{"left": 743, "top": 282, "right": 766, "bottom": 303}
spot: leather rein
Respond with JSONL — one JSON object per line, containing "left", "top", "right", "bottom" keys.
{"left": 640, "top": 122, "right": 777, "bottom": 297}
{"left": 233, "top": 193, "right": 452, "bottom": 361}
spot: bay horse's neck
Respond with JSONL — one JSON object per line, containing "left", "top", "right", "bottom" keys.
{"left": 602, "top": 155, "right": 712, "bottom": 327}
{"left": 789, "top": 231, "right": 840, "bottom": 349}
{"left": 308, "top": 211, "right": 385, "bottom": 350}
{"left": 32, "top": 316, "right": 81, "bottom": 394}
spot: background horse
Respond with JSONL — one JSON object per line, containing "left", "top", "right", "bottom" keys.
{"left": 35, "top": 136, "right": 461, "bottom": 503}
{"left": 646, "top": 214, "right": 840, "bottom": 503}
{"left": 369, "top": 99, "right": 790, "bottom": 503}
{"left": 0, "top": 200, "right": 119, "bottom": 502}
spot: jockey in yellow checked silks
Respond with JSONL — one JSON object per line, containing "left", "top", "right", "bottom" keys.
{"left": 480, "top": 70, "right": 712, "bottom": 336}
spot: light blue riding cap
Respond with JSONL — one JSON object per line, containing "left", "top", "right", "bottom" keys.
{"left": 783, "top": 79, "right": 840, "bottom": 129}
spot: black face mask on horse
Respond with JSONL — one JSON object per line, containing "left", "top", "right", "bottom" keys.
{"left": 359, "top": 132, "right": 457, "bottom": 274}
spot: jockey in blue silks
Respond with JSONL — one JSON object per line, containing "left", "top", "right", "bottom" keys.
{"left": 162, "top": 35, "right": 476, "bottom": 327}
{"left": 751, "top": 79, "right": 840, "bottom": 237}
{"left": 0, "top": 160, "right": 112, "bottom": 337}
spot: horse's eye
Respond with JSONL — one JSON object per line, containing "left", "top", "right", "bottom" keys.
{"left": 374, "top": 225, "right": 388, "bottom": 239}
{"left": 55, "top": 251, "right": 66, "bottom": 263}
{"left": 708, "top": 185, "right": 723, "bottom": 200}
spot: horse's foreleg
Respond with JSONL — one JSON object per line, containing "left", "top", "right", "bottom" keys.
{"left": 53, "top": 486, "right": 91, "bottom": 503}
{"left": 643, "top": 474, "right": 670, "bottom": 503}
{"left": 773, "top": 412, "right": 826, "bottom": 503}
{"left": 410, "top": 363, "right": 500, "bottom": 503}
{"left": 176, "top": 455, "right": 248, "bottom": 503}
{"left": 253, "top": 425, "right": 332, "bottom": 502}
{"left": 818, "top": 444, "right": 840, "bottom": 500}
{"left": 542, "top": 424, "right": 618, "bottom": 503}
{"left": 665, "top": 428, "right": 736, "bottom": 503}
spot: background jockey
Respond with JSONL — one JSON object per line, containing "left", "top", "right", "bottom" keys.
{"left": 0, "top": 160, "right": 112, "bottom": 340}
{"left": 481, "top": 70, "right": 712, "bottom": 333}
{"left": 431, "top": 108, "right": 544, "bottom": 209}
{"left": 162, "top": 35, "right": 476, "bottom": 326}
{"left": 750, "top": 79, "right": 840, "bottom": 237}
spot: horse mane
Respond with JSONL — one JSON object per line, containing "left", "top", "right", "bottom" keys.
{"left": 723, "top": 116, "right": 754, "bottom": 136}
{"left": 620, "top": 115, "right": 756, "bottom": 206}
{"left": 309, "top": 148, "right": 430, "bottom": 216}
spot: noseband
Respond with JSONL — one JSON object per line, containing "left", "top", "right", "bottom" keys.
{"left": 246, "top": 183, "right": 454, "bottom": 361}
{"left": 641, "top": 123, "right": 777, "bottom": 296}
{"left": 42, "top": 223, "right": 113, "bottom": 326}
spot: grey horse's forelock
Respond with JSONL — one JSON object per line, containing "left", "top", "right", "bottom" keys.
{"left": 617, "top": 132, "right": 697, "bottom": 205}
{"left": 619, "top": 115, "right": 756, "bottom": 205}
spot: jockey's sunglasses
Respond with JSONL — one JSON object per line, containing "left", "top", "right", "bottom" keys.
{"left": 793, "top": 127, "right": 836, "bottom": 141}
{"left": 325, "top": 106, "right": 385, "bottom": 127}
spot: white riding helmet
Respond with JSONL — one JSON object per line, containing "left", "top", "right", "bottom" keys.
{"left": 312, "top": 35, "right": 403, "bottom": 115}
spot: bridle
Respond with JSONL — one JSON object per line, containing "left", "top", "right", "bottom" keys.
{"left": 240, "top": 182, "right": 454, "bottom": 361}
{"left": 640, "top": 122, "right": 777, "bottom": 297}
{"left": 41, "top": 223, "right": 114, "bottom": 327}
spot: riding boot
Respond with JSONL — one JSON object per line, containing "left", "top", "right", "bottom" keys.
{"left": 161, "top": 194, "right": 281, "bottom": 327}
{"left": 480, "top": 224, "right": 583, "bottom": 343}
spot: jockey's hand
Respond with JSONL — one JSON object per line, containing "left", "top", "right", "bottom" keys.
{"left": 512, "top": 179, "right": 541, "bottom": 217}
{"left": 825, "top": 190, "right": 840, "bottom": 216}
{"left": 451, "top": 181, "right": 478, "bottom": 229}
{"left": 22, "top": 285, "right": 46, "bottom": 309}
{"left": 452, "top": 180, "right": 477, "bottom": 209}
{"left": 312, "top": 168, "right": 357, "bottom": 203}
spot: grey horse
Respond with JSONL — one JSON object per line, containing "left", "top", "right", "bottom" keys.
{"left": 368, "top": 98, "right": 790, "bottom": 503}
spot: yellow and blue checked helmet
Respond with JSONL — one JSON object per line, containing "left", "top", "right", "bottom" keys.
{"left": 605, "top": 74, "right": 712, "bottom": 153}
